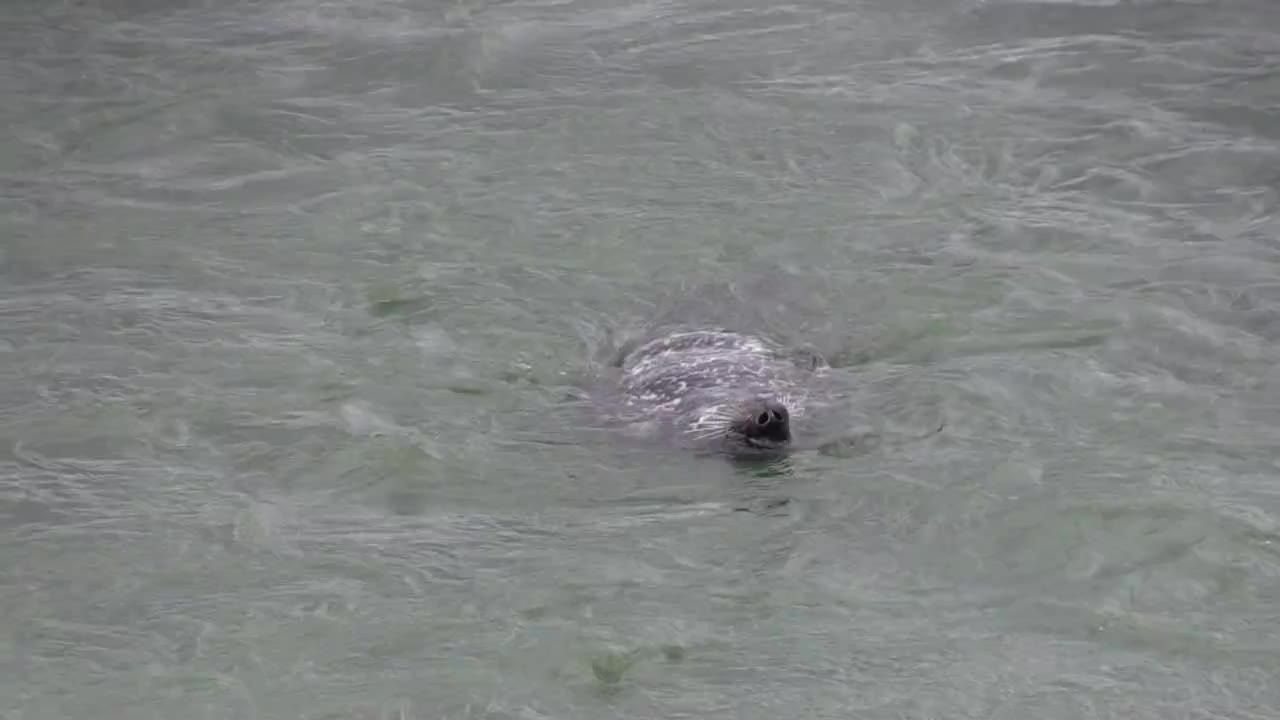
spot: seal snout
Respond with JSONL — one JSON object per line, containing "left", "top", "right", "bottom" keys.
{"left": 738, "top": 397, "right": 791, "bottom": 450}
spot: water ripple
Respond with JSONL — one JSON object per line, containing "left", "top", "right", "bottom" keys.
{"left": 3, "top": 0, "right": 1280, "bottom": 717}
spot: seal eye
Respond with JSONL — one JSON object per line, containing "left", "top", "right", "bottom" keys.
{"left": 756, "top": 412, "right": 771, "bottom": 426}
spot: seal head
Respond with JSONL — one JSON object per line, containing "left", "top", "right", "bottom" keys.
{"left": 606, "top": 329, "right": 820, "bottom": 457}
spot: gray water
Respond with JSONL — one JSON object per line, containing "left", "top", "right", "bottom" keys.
{"left": 4, "top": 0, "right": 1280, "bottom": 717}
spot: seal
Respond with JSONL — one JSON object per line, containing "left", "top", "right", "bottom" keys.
{"left": 607, "top": 328, "right": 825, "bottom": 456}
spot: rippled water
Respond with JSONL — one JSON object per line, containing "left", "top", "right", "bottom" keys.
{"left": 3, "top": 0, "right": 1280, "bottom": 717}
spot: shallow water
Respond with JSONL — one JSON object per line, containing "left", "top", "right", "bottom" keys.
{"left": 3, "top": 0, "right": 1280, "bottom": 717}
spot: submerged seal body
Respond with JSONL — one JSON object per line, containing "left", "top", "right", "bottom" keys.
{"left": 608, "top": 329, "right": 824, "bottom": 456}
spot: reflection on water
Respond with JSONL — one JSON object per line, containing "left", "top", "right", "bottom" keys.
{"left": 3, "top": 0, "right": 1280, "bottom": 717}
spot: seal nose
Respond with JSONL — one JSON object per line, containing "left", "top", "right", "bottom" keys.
{"left": 756, "top": 409, "right": 785, "bottom": 427}
{"left": 742, "top": 399, "right": 791, "bottom": 448}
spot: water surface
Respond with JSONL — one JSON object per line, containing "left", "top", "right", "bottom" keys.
{"left": 3, "top": 0, "right": 1280, "bottom": 718}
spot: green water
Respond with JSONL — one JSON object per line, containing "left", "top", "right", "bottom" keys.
{"left": 3, "top": 0, "right": 1279, "bottom": 717}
